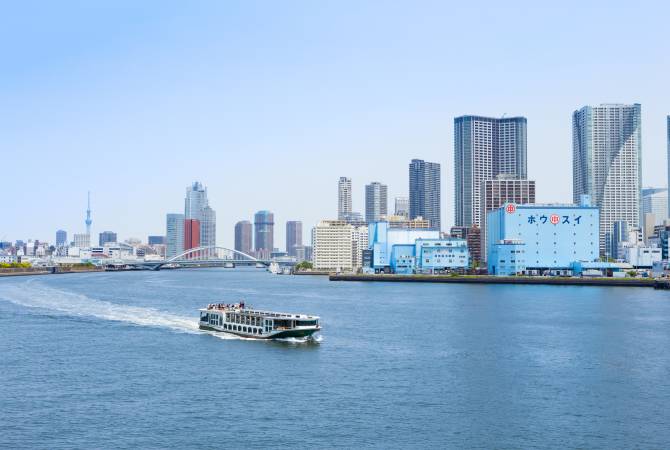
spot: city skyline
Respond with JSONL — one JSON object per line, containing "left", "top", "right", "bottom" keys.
{"left": 2, "top": 3, "right": 670, "bottom": 247}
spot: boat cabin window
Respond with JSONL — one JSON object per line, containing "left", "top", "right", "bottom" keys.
{"left": 200, "top": 312, "right": 209, "bottom": 322}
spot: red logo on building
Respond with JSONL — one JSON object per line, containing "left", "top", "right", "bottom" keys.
{"left": 505, "top": 204, "right": 516, "bottom": 214}
{"left": 550, "top": 214, "right": 560, "bottom": 225}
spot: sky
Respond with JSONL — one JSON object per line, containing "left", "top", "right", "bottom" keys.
{"left": 2, "top": 1, "right": 669, "bottom": 249}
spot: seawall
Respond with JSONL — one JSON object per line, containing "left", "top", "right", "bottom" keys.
{"left": 329, "top": 274, "right": 665, "bottom": 288}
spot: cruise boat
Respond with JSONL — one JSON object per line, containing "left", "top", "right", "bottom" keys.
{"left": 199, "top": 302, "right": 321, "bottom": 339}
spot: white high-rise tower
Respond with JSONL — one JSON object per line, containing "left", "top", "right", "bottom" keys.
{"left": 338, "top": 177, "right": 352, "bottom": 221}
{"left": 573, "top": 104, "right": 642, "bottom": 257}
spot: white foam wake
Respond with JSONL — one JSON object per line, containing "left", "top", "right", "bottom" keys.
{"left": 0, "top": 280, "right": 199, "bottom": 334}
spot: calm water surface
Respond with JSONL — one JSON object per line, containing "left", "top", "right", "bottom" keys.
{"left": 1, "top": 269, "right": 669, "bottom": 449}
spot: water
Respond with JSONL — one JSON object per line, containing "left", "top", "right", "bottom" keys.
{"left": 1, "top": 269, "right": 669, "bottom": 449}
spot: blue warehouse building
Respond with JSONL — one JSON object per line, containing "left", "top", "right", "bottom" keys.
{"left": 368, "top": 222, "right": 469, "bottom": 274}
{"left": 487, "top": 196, "right": 599, "bottom": 276}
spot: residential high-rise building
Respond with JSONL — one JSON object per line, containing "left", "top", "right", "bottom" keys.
{"left": 642, "top": 188, "right": 668, "bottom": 226}
{"left": 409, "top": 159, "right": 441, "bottom": 230}
{"left": 285, "top": 221, "right": 303, "bottom": 257}
{"left": 338, "top": 177, "right": 352, "bottom": 221}
{"left": 166, "top": 213, "right": 185, "bottom": 258}
{"left": 312, "top": 220, "right": 368, "bottom": 271}
{"left": 184, "top": 219, "right": 200, "bottom": 251}
{"left": 56, "top": 230, "right": 67, "bottom": 247}
{"left": 365, "top": 182, "right": 388, "bottom": 223}
{"left": 454, "top": 115, "right": 527, "bottom": 228}
{"left": 234, "top": 221, "right": 253, "bottom": 255}
{"left": 98, "top": 231, "right": 118, "bottom": 246}
{"left": 254, "top": 211, "right": 274, "bottom": 258}
{"left": 394, "top": 197, "right": 409, "bottom": 219}
{"left": 573, "top": 104, "right": 642, "bottom": 256}
{"left": 480, "top": 175, "right": 536, "bottom": 262}
{"left": 184, "top": 181, "right": 216, "bottom": 248}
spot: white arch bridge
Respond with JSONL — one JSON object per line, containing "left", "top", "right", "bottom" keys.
{"left": 128, "top": 246, "right": 272, "bottom": 270}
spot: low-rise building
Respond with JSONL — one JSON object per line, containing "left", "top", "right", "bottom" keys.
{"left": 623, "top": 246, "right": 662, "bottom": 268}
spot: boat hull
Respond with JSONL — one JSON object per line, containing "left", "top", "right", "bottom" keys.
{"left": 199, "top": 324, "right": 319, "bottom": 340}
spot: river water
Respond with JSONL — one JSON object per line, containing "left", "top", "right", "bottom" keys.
{"left": 1, "top": 269, "right": 669, "bottom": 448}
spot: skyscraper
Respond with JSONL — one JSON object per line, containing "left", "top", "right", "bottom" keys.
{"left": 98, "top": 231, "right": 117, "bottom": 246}
{"left": 254, "top": 211, "right": 274, "bottom": 258}
{"left": 365, "top": 182, "right": 388, "bottom": 223}
{"left": 667, "top": 116, "right": 670, "bottom": 217}
{"left": 394, "top": 197, "right": 409, "bottom": 219}
{"left": 286, "top": 221, "right": 303, "bottom": 257}
{"left": 56, "top": 230, "right": 67, "bottom": 247}
{"left": 573, "top": 104, "right": 642, "bottom": 256}
{"left": 338, "top": 177, "right": 352, "bottom": 221}
{"left": 184, "top": 181, "right": 216, "bottom": 248}
{"left": 454, "top": 115, "right": 527, "bottom": 228}
{"left": 166, "top": 213, "right": 184, "bottom": 258}
{"left": 409, "top": 159, "right": 441, "bottom": 230}
{"left": 184, "top": 219, "right": 200, "bottom": 251}
{"left": 234, "top": 221, "right": 253, "bottom": 255}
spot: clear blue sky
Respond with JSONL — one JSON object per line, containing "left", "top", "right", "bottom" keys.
{"left": 2, "top": 1, "right": 668, "bottom": 249}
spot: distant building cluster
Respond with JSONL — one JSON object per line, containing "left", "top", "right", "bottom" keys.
{"left": 4, "top": 108, "right": 670, "bottom": 278}
{"left": 308, "top": 107, "right": 670, "bottom": 276}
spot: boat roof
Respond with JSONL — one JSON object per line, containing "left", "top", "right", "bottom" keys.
{"left": 199, "top": 306, "right": 319, "bottom": 320}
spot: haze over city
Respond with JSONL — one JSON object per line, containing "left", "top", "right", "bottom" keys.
{"left": 2, "top": 1, "right": 669, "bottom": 248}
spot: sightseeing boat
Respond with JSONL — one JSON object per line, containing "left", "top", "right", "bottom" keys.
{"left": 198, "top": 302, "right": 321, "bottom": 339}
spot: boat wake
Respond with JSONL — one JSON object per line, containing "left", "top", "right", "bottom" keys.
{"left": 0, "top": 280, "right": 199, "bottom": 334}
{"left": 0, "top": 280, "right": 323, "bottom": 343}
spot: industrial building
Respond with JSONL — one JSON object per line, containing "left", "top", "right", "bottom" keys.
{"left": 487, "top": 196, "right": 599, "bottom": 275}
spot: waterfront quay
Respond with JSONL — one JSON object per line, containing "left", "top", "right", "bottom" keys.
{"left": 330, "top": 273, "right": 670, "bottom": 289}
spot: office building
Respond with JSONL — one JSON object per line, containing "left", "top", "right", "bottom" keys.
{"left": 487, "top": 197, "right": 599, "bottom": 276}
{"left": 312, "top": 220, "right": 368, "bottom": 271}
{"left": 394, "top": 197, "right": 409, "bottom": 219}
{"left": 98, "top": 231, "right": 117, "bottom": 246}
{"left": 254, "top": 211, "right": 274, "bottom": 258}
{"left": 166, "top": 213, "right": 185, "bottom": 258}
{"left": 365, "top": 182, "right": 388, "bottom": 223}
{"left": 73, "top": 233, "right": 91, "bottom": 249}
{"left": 642, "top": 188, "right": 668, "bottom": 226}
{"left": 573, "top": 104, "right": 642, "bottom": 256}
{"left": 480, "top": 176, "right": 536, "bottom": 262}
{"left": 454, "top": 115, "right": 527, "bottom": 228}
{"left": 56, "top": 230, "right": 67, "bottom": 247}
{"left": 184, "top": 219, "right": 200, "bottom": 251}
{"left": 234, "top": 221, "right": 253, "bottom": 255}
{"left": 184, "top": 181, "right": 216, "bottom": 248}
{"left": 338, "top": 177, "right": 352, "bottom": 221}
{"left": 148, "top": 236, "right": 165, "bottom": 245}
{"left": 285, "top": 221, "right": 303, "bottom": 257}
{"left": 409, "top": 159, "right": 441, "bottom": 230}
